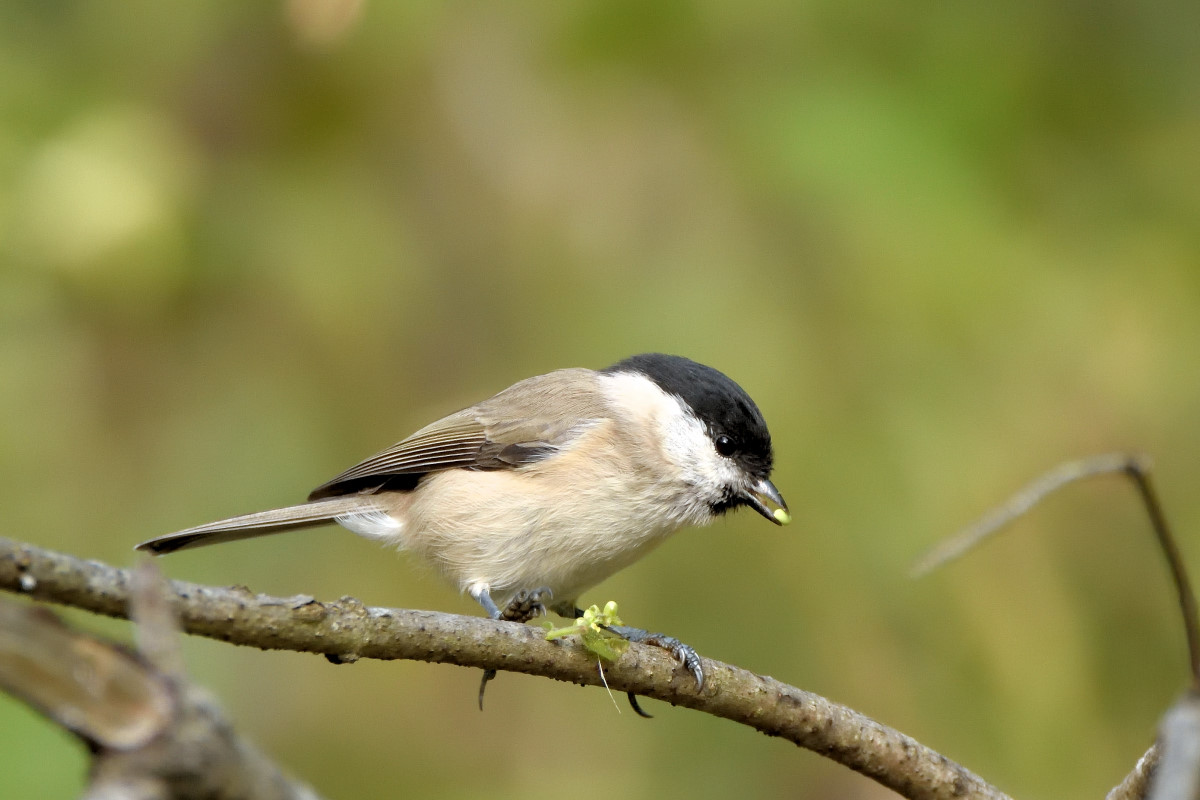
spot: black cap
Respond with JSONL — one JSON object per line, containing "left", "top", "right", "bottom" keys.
{"left": 604, "top": 353, "right": 774, "bottom": 479}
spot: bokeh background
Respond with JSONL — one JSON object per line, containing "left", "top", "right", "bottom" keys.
{"left": 3, "top": 2, "right": 1199, "bottom": 798}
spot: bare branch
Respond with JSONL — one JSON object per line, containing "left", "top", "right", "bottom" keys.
{"left": 129, "top": 559, "right": 188, "bottom": 681}
{"left": 913, "top": 453, "right": 1200, "bottom": 688}
{"left": 0, "top": 591, "right": 320, "bottom": 800}
{"left": 917, "top": 452, "right": 1200, "bottom": 800}
{"left": 911, "top": 453, "right": 1138, "bottom": 577}
{"left": 1149, "top": 693, "right": 1200, "bottom": 800}
{"left": 1108, "top": 744, "right": 1159, "bottom": 800}
{"left": 0, "top": 598, "right": 172, "bottom": 750}
{"left": 0, "top": 536, "right": 1008, "bottom": 800}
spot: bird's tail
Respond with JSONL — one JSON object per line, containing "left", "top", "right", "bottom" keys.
{"left": 135, "top": 496, "right": 373, "bottom": 555}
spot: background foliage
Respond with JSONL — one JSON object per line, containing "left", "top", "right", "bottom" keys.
{"left": 2, "top": 2, "right": 1198, "bottom": 797}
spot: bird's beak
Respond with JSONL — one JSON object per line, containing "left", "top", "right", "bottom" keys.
{"left": 744, "top": 477, "right": 790, "bottom": 525}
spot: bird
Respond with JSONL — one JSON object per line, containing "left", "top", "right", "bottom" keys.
{"left": 137, "top": 353, "right": 789, "bottom": 700}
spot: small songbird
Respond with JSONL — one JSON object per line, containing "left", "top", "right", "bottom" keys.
{"left": 138, "top": 353, "right": 789, "bottom": 691}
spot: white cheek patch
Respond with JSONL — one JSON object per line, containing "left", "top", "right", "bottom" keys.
{"left": 657, "top": 396, "right": 738, "bottom": 488}
{"left": 600, "top": 372, "right": 741, "bottom": 504}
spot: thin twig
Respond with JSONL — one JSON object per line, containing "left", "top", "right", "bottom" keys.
{"left": 916, "top": 452, "right": 1200, "bottom": 800}
{"left": 911, "top": 453, "right": 1136, "bottom": 577}
{"left": 1123, "top": 463, "right": 1200, "bottom": 689}
{"left": 912, "top": 453, "right": 1200, "bottom": 691}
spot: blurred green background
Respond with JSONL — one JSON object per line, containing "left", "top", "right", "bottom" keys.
{"left": 2, "top": 1, "right": 1199, "bottom": 797}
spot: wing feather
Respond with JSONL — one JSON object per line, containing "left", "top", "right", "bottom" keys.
{"left": 308, "top": 368, "right": 615, "bottom": 500}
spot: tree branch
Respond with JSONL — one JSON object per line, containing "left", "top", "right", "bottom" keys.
{"left": 915, "top": 453, "right": 1200, "bottom": 800}
{"left": 1107, "top": 744, "right": 1159, "bottom": 800}
{"left": 0, "top": 536, "right": 1005, "bottom": 799}
{"left": 0, "top": 561, "right": 320, "bottom": 800}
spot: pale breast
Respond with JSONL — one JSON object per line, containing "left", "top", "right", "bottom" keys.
{"left": 398, "top": 419, "right": 701, "bottom": 605}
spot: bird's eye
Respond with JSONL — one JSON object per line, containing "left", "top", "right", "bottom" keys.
{"left": 714, "top": 434, "right": 736, "bottom": 457}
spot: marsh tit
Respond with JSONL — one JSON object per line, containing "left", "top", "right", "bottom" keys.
{"left": 138, "top": 353, "right": 789, "bottom": 690}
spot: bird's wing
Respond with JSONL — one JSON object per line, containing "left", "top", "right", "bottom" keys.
{"left": 308, "top": 368, "right": 610, "bottom": 499}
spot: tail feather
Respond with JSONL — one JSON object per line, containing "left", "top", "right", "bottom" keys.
{"left": 136, "top": 496, "right": 373, "bottom": 555}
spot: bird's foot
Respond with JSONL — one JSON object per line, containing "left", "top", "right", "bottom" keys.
{"left": 604, "top": 624, "right": 705, "bottom": 690}
{"left": 500, "top": 586, "right": 553, "bottom": 623}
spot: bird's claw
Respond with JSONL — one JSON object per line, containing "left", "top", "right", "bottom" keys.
{"left": 605, "top": 625, "right": 705, "bottom": 690}
{"left": 647, "top": 633, "right": 704, "bottom": 689}
{"left": 626, "top": 692, "right": 654, "bottom": 718}
{"left": 479, "top": 586, "right": 555, "bottom": 711}
{"left": 478, "top": 669, "right": 496, "bottom": 710}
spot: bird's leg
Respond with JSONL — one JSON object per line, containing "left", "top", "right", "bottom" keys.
{"left": 470, "top": 584, "right": 553, "bottom": 709}
{"left": 468, "top": 584, "right": 502, "bottom": 709}
{"left": 469, "top": 583, "right": 502, "bottom": 620}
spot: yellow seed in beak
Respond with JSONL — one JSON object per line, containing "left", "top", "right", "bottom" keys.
{"left": 773, "top": 508, "right": 791, "bottom": 525}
